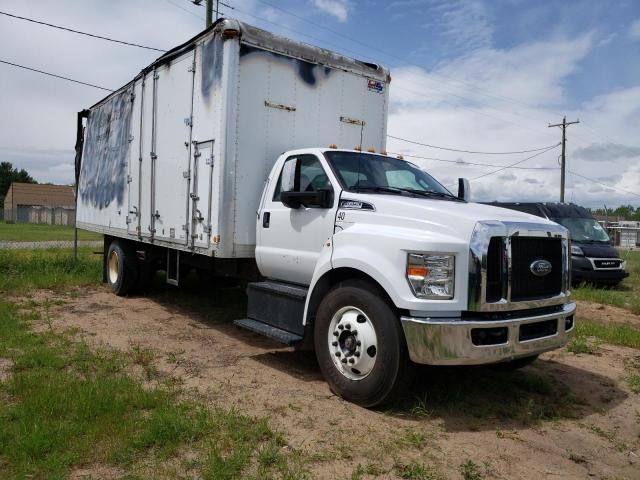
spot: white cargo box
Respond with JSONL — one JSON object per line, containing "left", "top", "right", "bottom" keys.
{"left": 77, "top": 18, "right": 389, "bottom": 257}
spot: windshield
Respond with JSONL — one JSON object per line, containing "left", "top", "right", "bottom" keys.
{"left": 553, "top": 217, "right": 610, "bottom": 242}
{"left": 324, "top": 151, "right": 456, "bottom": 199}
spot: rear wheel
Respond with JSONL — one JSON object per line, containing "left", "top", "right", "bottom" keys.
{"left": 314, "top": 281, "right": 414, "bottom": 408}
{"left": 106, "top": 240, "right": 137, "bottom": 296}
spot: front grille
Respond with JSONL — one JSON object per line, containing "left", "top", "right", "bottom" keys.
{"left": 511, "top": 237, "right": 562, "bottom": 301}
{"left": 485, "top": 237, "right": 503, "bottom": 302}
{"left": 593, "top": 259, "right": 621, "bottom": 269}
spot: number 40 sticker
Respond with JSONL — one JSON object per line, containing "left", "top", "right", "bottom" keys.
{"left": 337, "top": 211, "right": 346, "bottom": 221}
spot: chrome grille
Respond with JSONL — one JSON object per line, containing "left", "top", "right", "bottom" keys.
{"left": 468, "top": 221, "right": 570, "bottom": 312}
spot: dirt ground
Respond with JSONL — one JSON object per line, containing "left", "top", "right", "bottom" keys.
{"left": 22, "top": 287, "right": 640, "bottom": 480}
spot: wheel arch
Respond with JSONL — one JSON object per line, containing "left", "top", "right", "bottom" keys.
{"left": 304, "top": 267, "right": 401, "bottom": 329}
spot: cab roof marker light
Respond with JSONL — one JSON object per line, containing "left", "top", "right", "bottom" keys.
{"left": 367, "top": 147, "right": 376, "bottom": 153}
{"left": 380, "top": 150, "right": 388, "bottom": 155}
{"left": 396, "top": 154, "right": 404, "bottom": 160}
{"left": 329, "top": 144, "right": 337, "bottom": 149}
{"left": 354, "top": 145, "right": 362, "bottom": 151}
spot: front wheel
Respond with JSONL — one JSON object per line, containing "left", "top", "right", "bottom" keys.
{"left": 314, "top": 281, "right": 414, "bottom": 408}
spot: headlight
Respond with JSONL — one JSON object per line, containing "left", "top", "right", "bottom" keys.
{"left": 406, "top": 253, "right": 455, "bottom": 299}
{"left": 570, "top": 245, "right": 584, "bottom": 256}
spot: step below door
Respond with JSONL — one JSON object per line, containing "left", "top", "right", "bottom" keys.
{"left": 190, "top": 140, "right": 214, "bottom": 249}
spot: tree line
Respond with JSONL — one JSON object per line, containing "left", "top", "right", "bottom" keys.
{"left": 0, "top": 162, "right": 37, "bottom": 209}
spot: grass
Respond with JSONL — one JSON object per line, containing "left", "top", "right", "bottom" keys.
{"left": 574, "top": 321, "right": 640, "bottom": 350}
{"left": 0, "top": 247, "right": 102, "bottom": 293}
{"left": 459, "top": 460, "right": 483, "bottom": 480}
{"left": 572, "top": 250, "right": 640, "bottom": 314}
{"left": 0, "top": 221, "right": 102, "bottom": 242}
{"left": 567, "top": 336, "right": 599, "bottom": 354}
{"left": 0, "top": 300, "right": 307, "bottom": 479}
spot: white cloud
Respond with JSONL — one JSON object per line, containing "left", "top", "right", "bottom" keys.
{"left": 312, "top": 0, "right": 350, "bottom": 22}
{"left": 630, "top": 19, "right": 640, "bottom": 40}
{"left": 387, "top": 33, "right": 640, "bottom": 207}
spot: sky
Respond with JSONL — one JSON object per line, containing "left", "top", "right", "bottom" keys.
{"left": 0, "top": 0, "right": 639, "bottom": 208}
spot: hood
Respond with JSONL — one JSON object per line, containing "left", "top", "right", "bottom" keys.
{"left": 572, "top": 240, "right": 620, "bottom": 258}
{"left": 341, "top": 193, "right": 559, "bottom": 241}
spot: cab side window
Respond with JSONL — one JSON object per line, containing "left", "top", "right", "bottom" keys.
{"left": 273, "top": 154, "right": 332, "bottom": 202}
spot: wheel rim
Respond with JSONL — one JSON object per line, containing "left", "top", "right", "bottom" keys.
{"left": 328, "top": 306, "right": 378, "bottom": 380}
{"left": 107, "top": 250, "right": 120, "bottom": 285}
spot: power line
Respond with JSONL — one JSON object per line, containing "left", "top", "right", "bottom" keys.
{"left": 163, "top": 0, "right": 205, "bottom": 20}
{"left": 470, "top": 144, "right": 560, "bottom": 181}
{"left": 0, "top": 59, "right": 113, "bottom": 92}
{"left": 388, "top": 135, "right": 559, "bottom": 155}
{"left": 0, "top": 10, "right": 166, "bottom": 52}
{"left": 568, "top": 171, "right": 640, "bottom": 199}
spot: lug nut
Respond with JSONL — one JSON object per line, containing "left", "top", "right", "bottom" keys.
{"left": 335, "top": 351, "right": 341, "bottom": 357}
{"left": 349, "top": 358, "right": 355, "bottom": 364}
{"left": 332, "top": 341, "right": 338, "bottom": 347}
{"left": 356, "top": 341, "right": 361, "bottom": 346}
{"left": 345, "top": 324, "right": 351, "bottom": 330}
{"left": 352, "top": 330, "right": 357, "bottom": 335}
{"left": 333, "top": 331, "right": 339, "bottom": 336}
{"left": 338, "top": 325, "right": 344, "bottom": 330}
{"left": 341, "top": 358, "right": 347, "bottom": 364}
{"left": 354, "top": 352, "right": 360, "bottom": 357}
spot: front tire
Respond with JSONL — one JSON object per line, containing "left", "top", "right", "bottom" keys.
{"left": 314, "top": 281, "right": 414, "bottom": 408}
{"left": 106, "top": 240, "right": 137, "bottom": 296}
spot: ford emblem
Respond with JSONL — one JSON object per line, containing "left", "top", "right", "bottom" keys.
{"left": 530, "top": 259, "right": 552, "bottom": 277}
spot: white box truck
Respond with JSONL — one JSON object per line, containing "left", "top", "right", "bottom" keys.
{"left": 76, "top": 18, "right": 576, "bottom": 407}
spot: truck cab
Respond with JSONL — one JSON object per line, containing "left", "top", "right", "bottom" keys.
{"left": 485, "top": 202, "right": 628, "bottom": 286}
{"left": 237, "top": 149, "right": 577, "bottom": 406}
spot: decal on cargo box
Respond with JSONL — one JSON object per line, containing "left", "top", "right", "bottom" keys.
{"left": 367, "top": 79, "right": 384, "bottom": 93}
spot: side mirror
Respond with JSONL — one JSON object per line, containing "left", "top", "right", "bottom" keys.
{"left": 458, "top": 178, "right": 470, "bottom": 202}
{"left": 281, "top": 157, "right": 299, "bottom": 193}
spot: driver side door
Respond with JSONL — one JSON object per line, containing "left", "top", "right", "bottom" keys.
{"left": 256, "top": 154, "right": 337, "bottom": 285}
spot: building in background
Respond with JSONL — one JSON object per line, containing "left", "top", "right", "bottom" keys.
{"left": 3, "top": 182, "right": 75, "bottom": 225}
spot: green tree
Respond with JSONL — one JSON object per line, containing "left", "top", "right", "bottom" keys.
{"left": 0, "top": 162, "right": 37, "bottom": 209}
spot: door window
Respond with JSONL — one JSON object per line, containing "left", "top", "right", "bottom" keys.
{"left": 273, "top": 154, "right": 333, "bottom": 204}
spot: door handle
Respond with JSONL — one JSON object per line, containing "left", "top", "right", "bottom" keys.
{"left": 262, "top": 211, "right": 270, "bottom": 228}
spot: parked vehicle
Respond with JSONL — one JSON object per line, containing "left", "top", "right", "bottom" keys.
{"left": 484, "top": 202, "right": 628, "bottom": 285}
{"left": 76, "top": 18, "right": 576, "bottom": 407}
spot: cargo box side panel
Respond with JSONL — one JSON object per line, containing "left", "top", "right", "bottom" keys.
{"left": 191, "top": 34, "right": 225, "bottom": 252}
{"left": 139, "top": 73, "right": 154, "bottom": 239}
{"left": 77, "top": 87, "right": 134, "bottom": 233}
{"left": 232, "top": 45, "right": 388, "bottom": 255}
{"left": 127, "top": 79, "right": 144, "bottom": 236}
{"left": 152, "top": 54, "right": 195, "bottom": 244}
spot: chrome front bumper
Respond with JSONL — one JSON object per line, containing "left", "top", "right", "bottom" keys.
{"left": 401, "top": 302, "right": 576, "bottom": 365}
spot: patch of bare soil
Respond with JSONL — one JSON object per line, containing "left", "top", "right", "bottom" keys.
{"left": 577, "top": 300, "right": 640, "bottom": 328}
{"left": 0, "top": 358, "right": 13, "bottom": 383}
{"left": 26, "top": 288, "right": 640, "bottom": 480}
{"left": 69, "top": 464, "right": 124, "bottom": 480}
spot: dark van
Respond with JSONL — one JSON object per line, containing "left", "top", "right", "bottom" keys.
{"left": 484, "top": 202, "right": 629, "bottom": 285}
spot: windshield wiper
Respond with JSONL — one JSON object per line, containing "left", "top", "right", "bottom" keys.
{"left": 349, "top": 186, "right": 409, "bottom": 195}
{"left": 404, "top": 189, "right": 463, "bottom": 201}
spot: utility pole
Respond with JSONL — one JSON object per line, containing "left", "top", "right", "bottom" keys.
{"left": 548, "top": 116, "right": 579, "bottom": 203}
{"left": 205, "top": 0, "right": 213, "bottom": 27}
